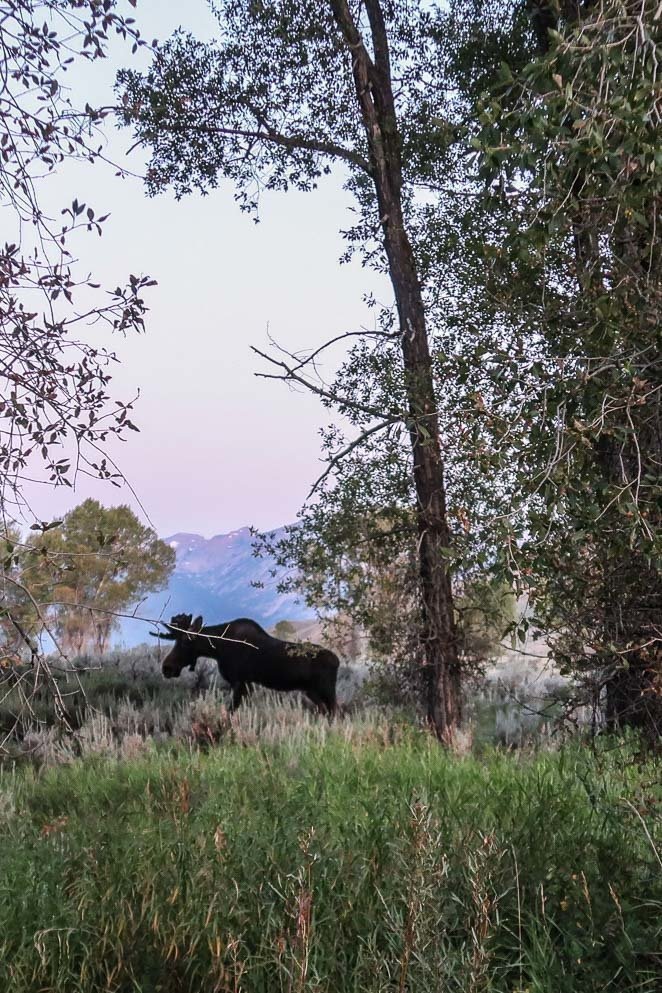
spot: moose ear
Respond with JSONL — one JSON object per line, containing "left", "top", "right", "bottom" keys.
{"left": 191, "top": 615, "right": 204, "bottom": 633}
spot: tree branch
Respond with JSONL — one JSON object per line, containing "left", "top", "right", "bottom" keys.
{"left": 251, "top": 344, "right": 398, "bottom": 420}
{"left": 136, "top": 119, "right": 372, "bottom": 175}
{"left": 308, "top": 416, "right": 400, "bottom": 498}
{"left": 266, "top": 327, "right": 398, "bottom": 378}
{"left": 246, "top": 105, "right": 372, "bottom": 175}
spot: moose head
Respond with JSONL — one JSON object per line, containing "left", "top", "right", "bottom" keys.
{"left": 150, "top": 613, "right": 204, "bottom": 678}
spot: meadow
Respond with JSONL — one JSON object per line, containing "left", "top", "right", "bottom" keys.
{"left": 0, "top": 650, "right": 659, "bottom": 992}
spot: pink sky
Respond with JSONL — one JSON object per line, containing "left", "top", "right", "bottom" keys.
{"left": 24, "top": 0, "right": 388, "bottom": 538}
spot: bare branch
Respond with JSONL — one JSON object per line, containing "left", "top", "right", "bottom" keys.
{"left": 268, "top": 327, "right": 398, "bottom": 378}
{"left": 251, "top": 345, "right": 396, "bottom": 420}
{"left": 308, "top": 416, "right": 400, "bottom": 498}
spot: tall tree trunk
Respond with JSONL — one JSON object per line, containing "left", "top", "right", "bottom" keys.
{"left": 330, "top": 0, "right": 461, "bottom": 740}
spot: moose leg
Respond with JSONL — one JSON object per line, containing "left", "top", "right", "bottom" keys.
{"left": 305, "top": 689, "right": 335, "bottom": 717}
{"left": 322, "top": 689, "right": 338, "bottom": 717}
{"left": 304, "top": 690, "right": 326, "bottom": 713}
{"left": 230, "top": 681, "right": 248, "bottom": 712}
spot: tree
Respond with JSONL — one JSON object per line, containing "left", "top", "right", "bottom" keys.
{"left": 23, "top": 499, "right": 175, "bottom": 654}
{"left": 260, "top": 469, "right": 515, "bottom": 695}
{"left": 273, "top": 620, "right": 297, "bottom": 641}
{"left": 488, "top": 0, "right": 660, "bottom": 735}
{"left": 442, "top": 0, "right": 661, "bottom": 735}
{"left": 253, "top": 248, "right": 519, "bottom": 698}
{"left": 0, "top": 525, "right": 39, "bottom": 658}
{"left": 119, "top": 0, "right": 465, "bottom": 740}
{"left": 0, "top": 1, "right": 154, "bottom": 525}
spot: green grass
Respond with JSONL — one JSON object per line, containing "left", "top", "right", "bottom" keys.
{"left": 0, "top": 730, "right": 660, "bottom": 992}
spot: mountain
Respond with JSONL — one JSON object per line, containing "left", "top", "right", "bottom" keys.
{"left": 116, "top": 526, "right": 315, "bottom": 647}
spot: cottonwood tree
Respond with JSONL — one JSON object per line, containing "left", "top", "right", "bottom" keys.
{"left": 257, "top": 386, "right": 516, "bottom": 696}
{"left": 21, "top": 499, "right": 174, "bottom": 654}
{"left": 482, "top": 0, "right": 661, "bottom": 735}
{"left": 119, "top": 0, "right": 466, "bottom": 739}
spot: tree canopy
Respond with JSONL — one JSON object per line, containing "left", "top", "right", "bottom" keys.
{"left": 13, "top": 499, "right": 175, "bottom": 656}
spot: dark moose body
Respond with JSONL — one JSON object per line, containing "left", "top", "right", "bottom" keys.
{"left": 151, "top": 613, "right": 339, "bottom": 713}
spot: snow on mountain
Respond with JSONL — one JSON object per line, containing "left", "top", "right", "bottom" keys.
{"left": 116, "top": 526, "right": 314, "bottom": 647}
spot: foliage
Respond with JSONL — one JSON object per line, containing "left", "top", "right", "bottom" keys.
{"left": 455, "top": 0, "right": 662, "bottom": 732}
{"left": 259, "top": 489, "right": 516, "bottom": 699}
{"left": 273, "top": 619, "right": 297, "bottom": 640}
{"left": 15, "top": 498, "right": 175, "bottom": 654}
{"left": 117, "top": 1, "right": 448, "bottom": 207}
{"left": 0, "top": 736, "right": 659, "bottom": 991}
{"left": 0, "top": 526, "right": 36, "bottom": 654}
{"left": 0, "top": 1, "right": 155, "bottom": 521}
{"left": 0, "top": 1, "right": 158, "bottom": 725}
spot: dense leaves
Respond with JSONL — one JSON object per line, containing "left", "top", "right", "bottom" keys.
{"left": 460, "top": 0, "right": 662, "bottom": 733}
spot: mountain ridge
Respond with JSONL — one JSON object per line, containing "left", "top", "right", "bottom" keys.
{"left": 117, "top": 525, "right": 314, "bottom": 647}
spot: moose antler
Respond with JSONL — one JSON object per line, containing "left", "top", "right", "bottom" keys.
{"left": 171, "top": 613, "right": 193, "bottom": 629}
{"left": 148, "top": 612, "right": 204, "bottom": 640}
{"left": 148, "top": 626, "right": 178, "bottom": 640}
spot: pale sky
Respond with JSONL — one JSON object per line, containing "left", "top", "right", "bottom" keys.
{"left": 24, "top": 0, "right": 388, "bottom": 538}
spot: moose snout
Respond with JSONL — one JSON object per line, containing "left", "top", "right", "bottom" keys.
{"left": 162, "top": 650, "right": 179, "bottom": 678}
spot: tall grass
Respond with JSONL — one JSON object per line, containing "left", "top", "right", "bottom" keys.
{"left": 0, "top": 731, "right": 659, "bottom": 992}
{"left": 0, "top": 643, "right": 572, "bottom": 764}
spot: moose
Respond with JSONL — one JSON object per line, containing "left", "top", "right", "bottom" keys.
{"left": 150, "top": 613, "right": 340, "bottom": 714}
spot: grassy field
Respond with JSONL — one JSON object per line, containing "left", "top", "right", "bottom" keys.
{"left": 0, "top": 716, "right": 660, "bottom": 993}
{"left": 0, "top": 642, "right": 568, "bottom": 764}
